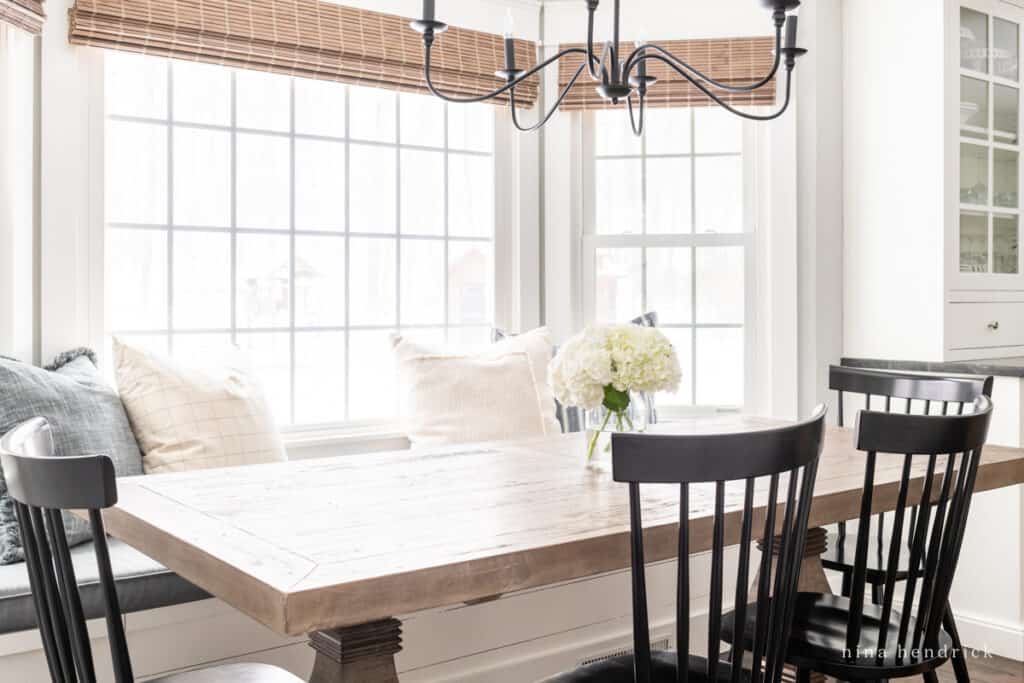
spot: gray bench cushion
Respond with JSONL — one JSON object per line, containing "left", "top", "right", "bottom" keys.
{"left": 0, "top": 538, "right": 209, "bottom": 635}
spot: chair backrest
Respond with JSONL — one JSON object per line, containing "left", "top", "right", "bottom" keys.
{"left": 829, "top": 365, "right": 993, "bottom": 562}
{"left": 830, "top": 365, "right": 993, "bottom": 427}
{"left": 0, "top": 418, "right": 133, "bottom": 683}
{"left": 846, "top": 397, "right": 992, "bottom": 660}
{"left": 611, "top": 407, "right": 827, "bottom": 683}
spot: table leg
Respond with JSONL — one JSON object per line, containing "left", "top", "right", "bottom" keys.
{"left": 755, "top": 526, "right": 832, "bottom": 594}
{"left": 308, "top": 618, "right": 402, "bottom": 683}
{"left": 754, "top": 527, "right": 832, "bottom": 683}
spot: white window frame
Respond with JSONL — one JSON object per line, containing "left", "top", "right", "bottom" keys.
{"left": 579, "top": 110, "right": 760, "bottom": 415}
{"left": 87, "top": 51, "right": 531, "bottom": 444}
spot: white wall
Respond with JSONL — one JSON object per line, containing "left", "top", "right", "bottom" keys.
{"left": 841, "top": 0, "right": 946, "bottom": 361}
{"left": 0, "top": 24, "right": 37, "bottom": 363}
{"left": 796, "top": 0, "right": 844, "bottom": 419}
{"left": 38, "top": 0, "right": 103, "bottom": 362}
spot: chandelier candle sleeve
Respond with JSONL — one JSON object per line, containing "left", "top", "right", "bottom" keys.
{"left": 785, "top": 15, "right": 798, "bottom": 49}
{"left": 412, "top": 0, "right": 806, "bottom": 134}
{"left": 504, "top": 35, "right": 516, "bottom": 75}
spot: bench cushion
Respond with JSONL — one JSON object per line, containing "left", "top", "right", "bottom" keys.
{"left": 0, "top": 538, "right": 209, "bottom": 634}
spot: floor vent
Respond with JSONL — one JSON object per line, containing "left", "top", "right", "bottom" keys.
{"left": 577, "top": 637, "right": 672, "bottom": 668}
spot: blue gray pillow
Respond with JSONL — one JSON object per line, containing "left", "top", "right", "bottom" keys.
{"left": 0, "top": 350, "right": 143, "bottom": 565}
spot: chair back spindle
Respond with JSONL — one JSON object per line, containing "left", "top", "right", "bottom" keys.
{"left": 0, "top": 417, "right": 134, "bottom": 683}
{"left": 612, "top": 407, "right": 826, "bottom": 683}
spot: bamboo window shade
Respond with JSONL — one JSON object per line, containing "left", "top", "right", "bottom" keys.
{"left": 67, "top": 0, "right": 539, "bottom": 106}
{"left": 1, "top": 0, "right": 44, "bottom": 34}
{"left": 557, "top": 36, "right": 776, "bottom": 110}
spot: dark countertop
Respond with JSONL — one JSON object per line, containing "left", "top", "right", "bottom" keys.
{"left": 842, "top": 356, "right": 1024, "bottom": 378}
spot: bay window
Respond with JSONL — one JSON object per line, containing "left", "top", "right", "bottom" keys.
{"left": 102, "top": 52, "right": 500, "bottom": 429}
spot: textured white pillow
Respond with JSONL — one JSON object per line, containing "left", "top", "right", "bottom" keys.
{"left": 112, "top": 338, "right": 286, "bottom": 474}
{"left": 490, "top": 327, "right": 562, "bottom": 436}
{"left": 393, "top": 330, "right": 561, "bottom": 448}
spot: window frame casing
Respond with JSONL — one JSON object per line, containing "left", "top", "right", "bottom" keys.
{"left": 579, "top": 109, "right": 760, "bottom": 416}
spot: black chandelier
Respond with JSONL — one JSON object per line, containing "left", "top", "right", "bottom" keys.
{"left": 411, "top": 0, "right": 806, "bottom": 135}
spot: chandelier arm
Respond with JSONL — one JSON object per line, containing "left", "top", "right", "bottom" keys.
{"left": 510, "top": 63, "right": 589, "bottom": 133}
{"left": 626, "top": 93, "right": 644, "bottom": 136}
{"left": 644, "top": 53, "right": 794, "bottom": 121}
{"left": 584, "top": 5, "right": 604, "bottom": 82}
{"left": 623, "top": 27, "right": 783, "bottom": 94}
{"left": 422, "top": 45, "right": 593, "bottom": 104}
{"left": 597, "top": 42, "right": 617, "bottom": 85}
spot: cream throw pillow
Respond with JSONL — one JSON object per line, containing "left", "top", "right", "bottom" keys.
{"left": 112, "top": 338, "right": 286, "bottom": 474}
{"left": 393, "top": 327, "right": 561, "bottom": 448}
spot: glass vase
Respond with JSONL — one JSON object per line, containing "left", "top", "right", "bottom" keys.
{"left": 584, "top": 393, "right": 648, "bottom": 473}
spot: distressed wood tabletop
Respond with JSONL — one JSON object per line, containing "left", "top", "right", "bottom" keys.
{"left": 95, "top": 415, "right": 1024, "bottom": 637}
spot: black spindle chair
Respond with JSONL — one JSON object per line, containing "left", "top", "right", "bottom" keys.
{"left": 0, "top": 417, "right": 303, "bottom": 683}
{"left": 825, "top": 365, "right": 991, "bottom": 682}
{"left": 540, "top": 406, "right": 827, "bottom": 683}
{"left": 724, "top": 395, "right": 993, "bottom": 683}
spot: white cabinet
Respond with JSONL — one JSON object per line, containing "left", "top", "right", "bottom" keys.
{"left": 955, "top": 3, "right": 1023, "bottom": 289}
{"left": 844, "top": 0, "right": 1024, "bottom": 362}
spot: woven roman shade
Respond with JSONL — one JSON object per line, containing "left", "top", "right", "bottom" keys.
{"left": 1, "top": 0, "right": 44, "bottom": 34}
{"left": 557, "top": 36, "right": 776, "bottom": 110}
{"left": 68, "top": 0, "right": 538, "bottom": 106}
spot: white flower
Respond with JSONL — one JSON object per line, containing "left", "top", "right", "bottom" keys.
{"left": 549, "top": 324, "right": 682, "bottom": 410}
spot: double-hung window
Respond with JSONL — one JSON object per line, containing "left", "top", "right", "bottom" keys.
{"left": 582, "top": 107, "right": 754, "bottom": 411}
{"left": 103, "top": 52, "right": 498, "bottom": 430}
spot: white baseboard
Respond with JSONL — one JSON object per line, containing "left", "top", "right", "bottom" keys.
{"left": 950, "top": 609, "right": 1024, "bottom": 661}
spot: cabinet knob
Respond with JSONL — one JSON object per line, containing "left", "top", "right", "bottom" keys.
{"left": 988, "top": 321, "right": 1001, "bottom": 331}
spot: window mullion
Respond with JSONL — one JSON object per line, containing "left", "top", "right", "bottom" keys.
{"left": 288, "top": 78, "right": 298, "bottom": 426}
{"left": 166, "top": 60, "right": 175, "bottom": 354}
{"left": 395, "top": 93, "right": 402, "bottom": 337}
{"left": 343, "top": 87, "right": 352, "bottom": 422}
{"left": 443, "top": 103, "right": 450, "bottom": 342}
{"left": 230, "top": 71, "right": 238, "bottom": 346}
{"left": 690, "top": 110, "right": 698, "bottom": 406}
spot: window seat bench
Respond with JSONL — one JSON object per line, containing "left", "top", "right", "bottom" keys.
{"left": 0, "top": 538, "right": 209, "bottom": 635}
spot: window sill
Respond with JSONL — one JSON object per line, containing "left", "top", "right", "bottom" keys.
{"left": 281, "top": 422, "right": 410, "bottom": 457}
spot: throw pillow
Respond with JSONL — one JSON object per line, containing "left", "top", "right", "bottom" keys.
{"left": 0, "top": 349, "right": 144, "bottom": 565}
{"left": 488, "top": 327, "right": 562, "bottom": 436}
{"left": 393, "top": 332, "right": 561, "bottom": 448}
{"left": 113, "top": 338, "right": 286, "bottom": 474}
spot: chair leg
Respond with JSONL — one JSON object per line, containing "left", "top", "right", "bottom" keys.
{"left": 840, "top": 570, "right": 852, "bottom": 597}
{"left": 944, "top": 603, "right": 970, "bottom": 683}
{"left": 923, "top": 671, "right": 939, "bottom": 683}
{"left": 871, "top": 581, "right": 883, "bottom": 606}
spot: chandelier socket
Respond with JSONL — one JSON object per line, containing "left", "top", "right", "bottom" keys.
{"left": 597, "top": 82, "right": 633, "bottom": 103}
{"left": 778, "top": 46, "right": 808, "bottom": 67}
{"left": 628, "top": 74, "right": 657, "bottom": 90}
{"left": 410, "top": 19, "right": 448, "bottom": 35}
{"left": 495, "top": 68, "right": 527, "bottom": 83}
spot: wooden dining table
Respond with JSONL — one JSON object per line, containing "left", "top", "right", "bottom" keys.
{"left": 93, "top": 415, "right": 1024, "bottom": 683}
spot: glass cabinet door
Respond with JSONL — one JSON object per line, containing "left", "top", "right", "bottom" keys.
{"left": 959, "top": 5, "right": 1022, "bottom": 278}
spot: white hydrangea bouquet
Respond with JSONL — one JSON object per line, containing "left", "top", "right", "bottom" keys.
{"left": 549, "top": 324, "right": 682, "bottom": 462}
